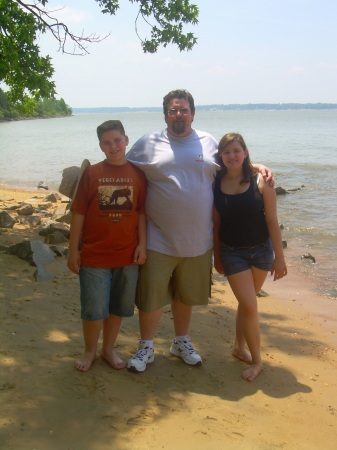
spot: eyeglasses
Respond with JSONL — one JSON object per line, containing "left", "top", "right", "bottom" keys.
{"left": 167, "top": 108, "right": 190, "bottom": 116}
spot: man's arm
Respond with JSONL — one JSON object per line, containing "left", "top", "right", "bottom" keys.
{"left": 253, "top": 163, "right": 275, "bottom": 187}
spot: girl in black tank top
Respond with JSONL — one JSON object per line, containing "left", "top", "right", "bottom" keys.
{"left": 213, "top": 132, "right": 287, "bottom": 382}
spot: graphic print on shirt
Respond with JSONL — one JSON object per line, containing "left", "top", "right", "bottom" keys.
{"left": 98, "top": 185, "right": 133, "bottom": 211}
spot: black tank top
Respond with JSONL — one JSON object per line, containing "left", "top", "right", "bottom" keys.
{"left": 213, "top": 172, "right": 270, "bottom": 247}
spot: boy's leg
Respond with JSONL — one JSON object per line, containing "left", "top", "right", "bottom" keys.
{"left": 77, "top": 267, "right": 111, "bottom": 372}
{"left": 75, "top": 319, "right": 103, "bottom": 372}
{"left": 101, "top": 314, "right": 125, "bottom": 369}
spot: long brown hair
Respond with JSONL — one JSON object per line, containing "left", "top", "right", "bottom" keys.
{"left": 217, "top": 132, "right": 257, "bottom": 184}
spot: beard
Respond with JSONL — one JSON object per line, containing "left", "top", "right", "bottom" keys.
{"left": 171, "top": 120, "right": 187, "bottom": 135}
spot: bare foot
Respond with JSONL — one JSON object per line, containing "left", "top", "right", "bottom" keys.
{"left": 232, "top": 348, "right": 252, "bottom": 365}
{"left": 101, "top": 350, "right": 126, "bottom": 370}
{"left": 242, "top": 362, "right": 263, "bottom": 382}
{"left": 74, "top": 352, "right": 96, "bottom": 372}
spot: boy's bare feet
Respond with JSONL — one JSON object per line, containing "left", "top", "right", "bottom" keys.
{"left": 74, "top": 352, "right": 96, "bottom": 372}
{"left": 232, "top": 347, "right": 252, "bottom": 364}
{"left": 101, "top": 350, "right": 126, "bottom": 370}
{"left": 242, "top": 362, "right": 263, "bottom": 381}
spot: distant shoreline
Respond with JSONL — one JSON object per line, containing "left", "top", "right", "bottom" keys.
{"left": 72, "top": 103, "right": 337, "bottom": 114}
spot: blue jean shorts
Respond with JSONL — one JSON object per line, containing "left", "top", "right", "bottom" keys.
{"left": 79, "top": 265, "right": 139, "bottom": 320}
{"left": 219, "top": 238, "right": 274, "bottom": 276}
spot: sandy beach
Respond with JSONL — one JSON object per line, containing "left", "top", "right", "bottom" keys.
{"left": 0, "top": 187, "right": 336, "bottom": 450}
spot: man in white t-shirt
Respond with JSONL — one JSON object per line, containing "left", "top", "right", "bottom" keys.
{"left": 126, "top": 89, "right": 271, "bottom": 372}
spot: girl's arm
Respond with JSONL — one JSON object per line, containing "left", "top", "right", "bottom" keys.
{"left": 260, "top": 179, "right": 288, "bottom": 281}
{"left": 133, "top": 211, "right": 147, "bottom": 265}
{"left": 67, "top": 212, "right": 85, "bottom": 274}
{"left": 213, "top": 206, "right": 224, "bottom": 274}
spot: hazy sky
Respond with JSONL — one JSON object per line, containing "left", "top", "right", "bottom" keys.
{"left": 37, "top": 0, "right": 337, "bottom": 108}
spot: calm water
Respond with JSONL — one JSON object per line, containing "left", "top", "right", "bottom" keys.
{"left": 1, "top": 110, "right": 336, "bottom": 298}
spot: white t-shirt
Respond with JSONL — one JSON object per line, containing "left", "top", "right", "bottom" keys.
{"left": 127, "top": 128, "right": 219, "bottom": 257}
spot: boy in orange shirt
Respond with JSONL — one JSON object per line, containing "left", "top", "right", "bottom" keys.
{"left": 67, "top": 120, "right": 147, "bottom": 372}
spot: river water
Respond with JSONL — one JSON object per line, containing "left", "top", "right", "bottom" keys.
{"left": 1, "top": 109, "right": 336, "bottom": 298}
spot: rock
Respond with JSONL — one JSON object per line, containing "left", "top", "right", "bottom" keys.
{"left": 301, "top": 253, "right": 316, "bottom": 263}
{"left": 0, "top": 211, "right": 16, "bottom": 228}
{"left": 16, "top": 203, "right": 34, "bottom": 215}
{"left": 33, "top": 266, "right": 53, "bottom": 282}
{"left": 38, "top": 202, "right": 53, "bottom": 210}
{"left": 257, "top": 289, "right": 269, "bottom": 297}
{"left": 43, "top": 193, "right": 58, "bottom": 203}
{"left": 45, "top": 231, "right": 69, "bottom": 245}
{"left": 49, "top": 245, "right": 67, "bottom": 256}
{"left": 37, "top": 181, "right": 49, "bottom": 190}
{"left": 39, "top": 222, "right": 70, "bottom": 238}
{"left": 52, "top": 205, "right": 71, "bottom": 222}
{"left": 275, "top": 186, "right": 288, "bottom": 195}
{"left": 6, "top": 240, "right": 56, "bottom": 266}
{"left": 17, "top": 215, "right": 42, "bottom": 226}
{"left": 55, "top": 210, "right": 72, "bottom": 225}
{"left": 58, "top": 166, "right": 80, "bottom": 198}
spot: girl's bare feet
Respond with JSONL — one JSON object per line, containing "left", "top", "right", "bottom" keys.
{"left": 101, "top": 350, "right": 126, "bottom": 370}
{"left": 242, "top": 362, "right": 263, "bottom": 381}
{"left": 74, "top": 352, "right": 96, "bottom": 372}
{"left": 232, "top": 346, "right": 252, "bottom": 365}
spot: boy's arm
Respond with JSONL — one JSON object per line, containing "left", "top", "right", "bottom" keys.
{"left": 67, "top": 212, "right": 85, "bottom": 274}
{"left": 253, "top": 163, "right": 275, "bottom": 187}
{"left": 133, "top": 211, "right": 147, "bottom": 265}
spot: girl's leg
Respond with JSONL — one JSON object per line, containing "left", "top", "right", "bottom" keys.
{"left": 75, "top": 319, "right": 103, "bottom": 372}
{"left": 227, "top": 268, "right": 267, "bottom": 381}
{"left": 101, "top": 314, "right": 125, "bottom": 369}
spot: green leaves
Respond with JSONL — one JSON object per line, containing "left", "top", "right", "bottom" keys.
{"left": 0, "top": 1, "right": 199, "bottom": 107}
{"left": 0, "top": 0, "right": 56, "bottom": 106}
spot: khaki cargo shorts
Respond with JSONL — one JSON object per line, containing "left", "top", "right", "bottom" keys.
{"left": 136, "top": 249, "right": 213, "bottom": 312}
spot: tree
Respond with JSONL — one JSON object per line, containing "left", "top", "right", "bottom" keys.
{"left": 0, "top": 0, "right": 199, "bottom": 107}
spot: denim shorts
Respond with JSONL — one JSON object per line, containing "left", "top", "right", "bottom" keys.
{"left": 79, "top": 265, "right": 139, "bottom": 320}
{"left": 219, "top": 238, "right": 274, "bottom": 276}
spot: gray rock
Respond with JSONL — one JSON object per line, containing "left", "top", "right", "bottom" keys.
{"left": 33, "top": 266, "right": 54, "bottom": 282}
{"left": 58, "top": 166, "right": 80, "bottom": 198}
{"left": 43, "top": 193, "right": 58, "bottom": 203}
{"left": 38, "top": 202, "right": 53, "bottom": 210}
{"left": 0, "top": 211, "right": 16, "bottom": 228}
{"left": 39, "top": 222, "right": 70, "bottom": 238}
{"left": 275, "top": 187, "right": 288, "bottom": 195}
{"left": 49, "top": 245, "right": 67, "bottom": 256}
{"left": 301, "top": 253, "right": 316, "bottom": 263}
{"left": 6, "top": 240, "right": 56, "bottom": 266}
{"left": 45, "top": 231, "right": 68, "bottom": 245}
{"left": 17, "top": 215, "right": 42, "bottom": 226}
{"left": 52, "top": 205, "right": 71, "bottom": 222}
{"left": 55, "top": 210, "right": 72, "bottom": 225}
{"left": 17, "top": 203, "right": 34, "bottom": 215}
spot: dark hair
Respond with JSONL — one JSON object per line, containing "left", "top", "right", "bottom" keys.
{"left": 217, "top": 132, "right": 257, "bottom": 184}
{"left": 96, "top": 120, "right": 125, "bottom": 141}
{"left": 163, "top": 89, "right": 195, "bottom": 115}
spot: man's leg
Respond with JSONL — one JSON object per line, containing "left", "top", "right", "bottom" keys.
{"left": 170, "top": 300, "right": 202, "bottom": 366}
{"left": 171, "top": 300, "right": 192, "bottom": 336}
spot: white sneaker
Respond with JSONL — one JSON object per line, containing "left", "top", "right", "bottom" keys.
{"left": 170, "top": 336, "right": 202, "bottom": 366}
{"left": 127, "top": 342, "right": 154, "bottom": 373}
